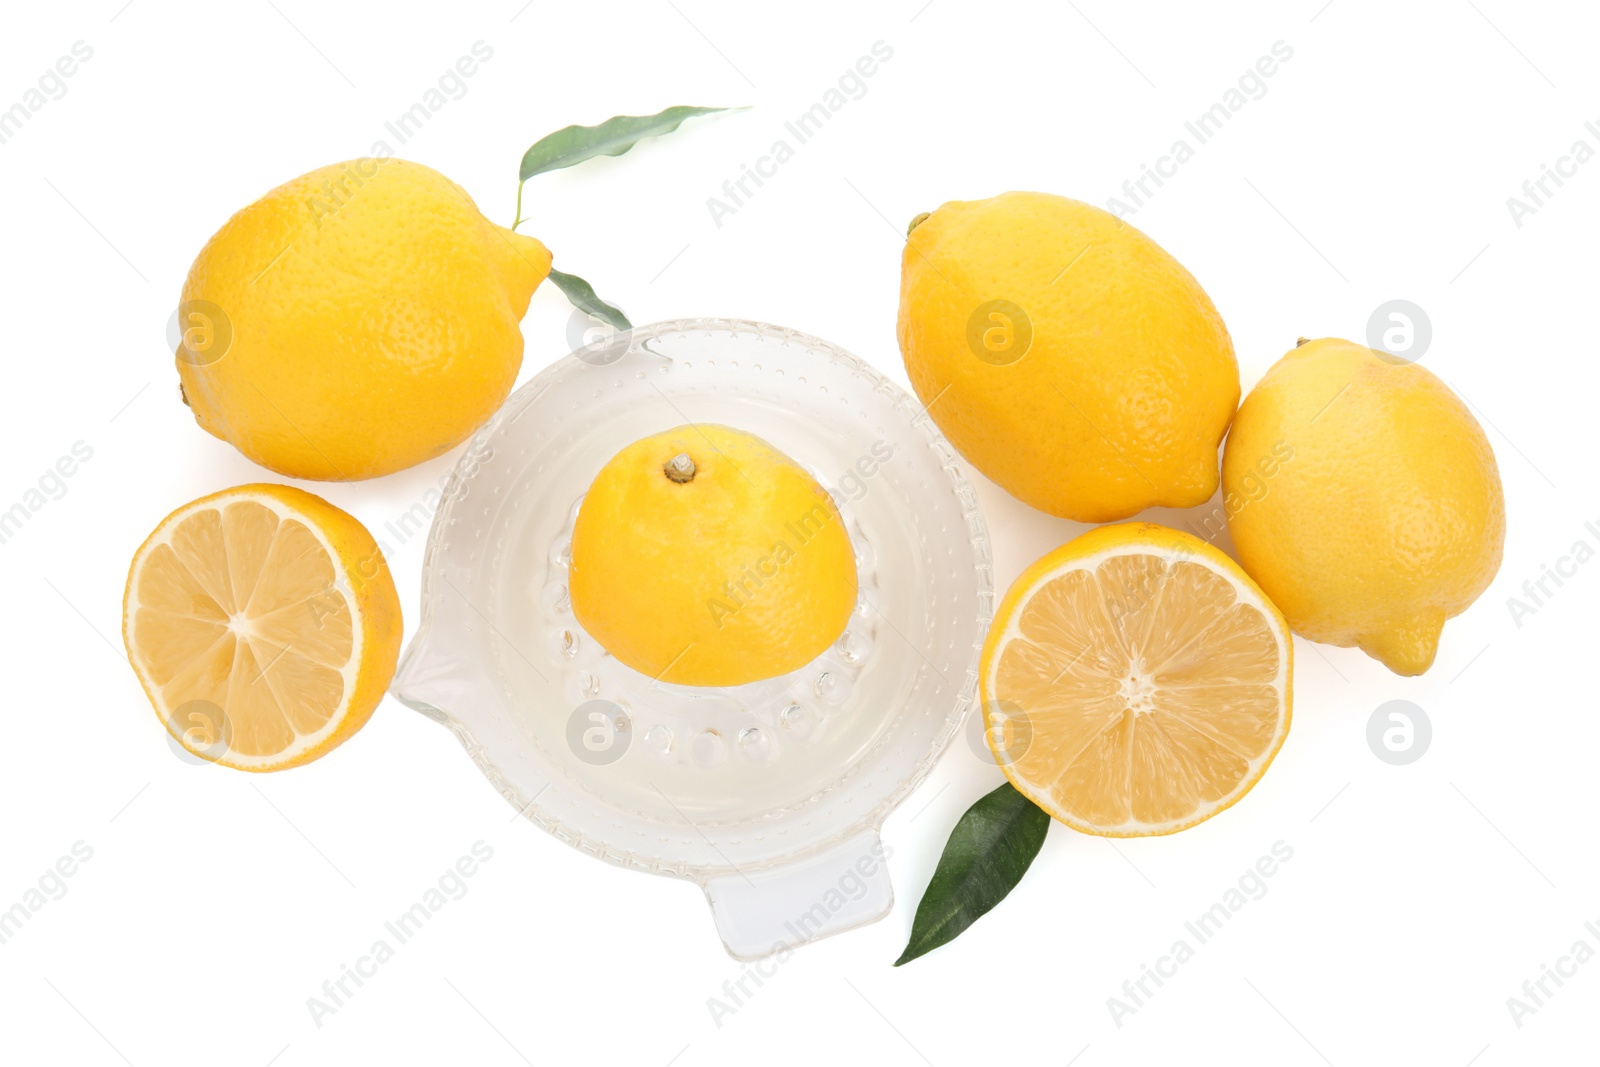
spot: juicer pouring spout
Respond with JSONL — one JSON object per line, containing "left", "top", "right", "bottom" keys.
{"left": 389, "top": 624, "right": 470, "bottom": 725}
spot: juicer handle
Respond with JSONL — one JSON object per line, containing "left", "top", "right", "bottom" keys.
{"left": 703, "top": 828, "right": 893, "bottom": 961}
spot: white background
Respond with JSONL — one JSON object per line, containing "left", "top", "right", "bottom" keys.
{"left": 1, "top": 1, "right": 1595, "bottom": 1063}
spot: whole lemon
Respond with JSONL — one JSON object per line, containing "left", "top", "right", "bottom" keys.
{"left": 176, "top": 158, "right": 551, "bottom": 480}
{"left": 569, "top": 425, "right": 858, "bottom": 687}
{"left": 898, "top": 192, "right": 1239, "bottom": 522}
{"left": 1223, "top": 338, "right": 1505, "bottom": 675}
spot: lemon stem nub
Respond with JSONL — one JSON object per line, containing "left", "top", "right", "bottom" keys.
{"left": 664, "top": 453, "right": 696, "bottom": 483}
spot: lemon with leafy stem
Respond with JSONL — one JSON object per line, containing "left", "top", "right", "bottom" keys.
{"left": 175, "top": 158, "right": 551, "bottom": 481}
{"left": 569, "top": 424, "right": 858, "bottom": 687}
{"left": 174, "top": 108, "right": 740, "bottom": 481}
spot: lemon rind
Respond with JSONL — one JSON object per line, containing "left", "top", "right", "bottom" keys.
{"left": 123, "top": 488, "right": 364, "bottom": 771}
{"left": 981, "top": 537, "right": 1293, "bottom": 837}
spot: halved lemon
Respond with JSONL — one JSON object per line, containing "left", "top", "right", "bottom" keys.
{"left": 122, "top": 484, "right": 402, "bottom": 771}
{"left": 980, "top": 523, "right": 1292, "bottom": 836}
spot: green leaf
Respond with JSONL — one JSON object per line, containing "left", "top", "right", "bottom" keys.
{"left": 518, "top": 105, "right": 734, "bottom": 182}
{"left": 894, "top": 781, "right": 1049, "bottom": 966}
{"left": 547, "top": 268, "right": 631, "bottom": 332}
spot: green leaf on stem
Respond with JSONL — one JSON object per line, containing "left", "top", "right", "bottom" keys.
{"left": 894, "top": 781, "right": 1049, "bottom": 966}
{"left": 547, "top": 268, "right": 630, "bottom": 332}
{"left": 518, "top": 105, "right": 734, "bottom": 182}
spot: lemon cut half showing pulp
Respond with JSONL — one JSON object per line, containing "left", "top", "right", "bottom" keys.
{"left": 980, "top": 524, "right": 1292, "bottom": 836}
{"left": 123, "top": 484, "right": 401, "bottom": 771}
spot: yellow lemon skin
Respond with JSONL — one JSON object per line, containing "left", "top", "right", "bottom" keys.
{"left": 177, "top": 158, "right": 551, "bottom": 481}
{"left": 1223, "top": 338, "right": 1506, "bottom": 675}
{"left": 569, "top": 425, "right": 858, "bottom": 688}
{"left": 898, "top": 191, "right": 1239, "bottom": 522}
